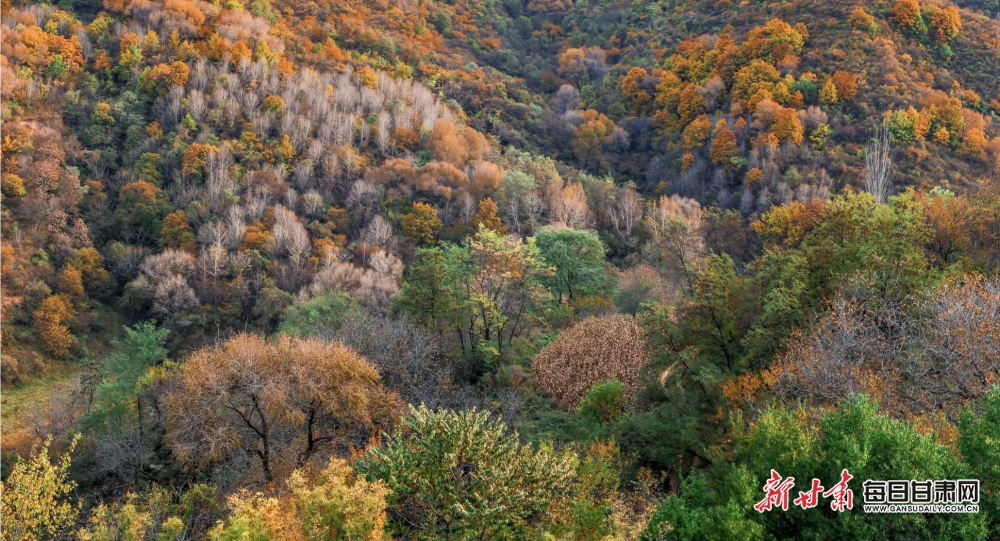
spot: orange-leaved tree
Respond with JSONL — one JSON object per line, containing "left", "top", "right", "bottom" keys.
{"left": 163, "top": 334, "right": 401, "bottom": 483}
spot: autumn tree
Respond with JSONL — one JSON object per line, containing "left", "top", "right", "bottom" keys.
{"left": 761, "top": 275, "right": 1000, "bottom": 419}
{"left": 33, "top": 295, "right": 75, "bottom": 358}
{"left": 819, "top": 79, "right": 838, "bottom": 105}
{"left": 573, "top": 110, "right": 616, "bottom": 171}
{"left": 469, "top": 162, "right": 505, "bottom": 200}
{"left": 163, "top": 334, "right": 400, "bottom": 483}
{"left": 931, "top": 5, "right": 961, "bottom": 43}
{"left": 849, "top": 6, "right": 876, "bottom": 30}
{"left": 771, "top": 108, "right": 804, "bottom": 144}
{"left": 621, "top": 67, "right": 652, "bottom": 114}
{"left": 74, "top": 247, "right": 115, "bottom": 299}
{"left": 532, "top": 315, "right": 649, "bottom": 409}
{"left": 356, "top": 406, "right": 576, "bottom": 540}
{"left": 400, "top": 202, "right": 442, "bottom": 245}
{"left": 681, "top": 115, "right": 712, "bottom": 150}
{"left": 710, "top": 128, "right": 740, "bottom": 170}
{"left": 471, "top": 197, "right": 506, "bottom": 235}
{"left": 893, "top": 0, "right": 922, "bottom": 28}
{"left": 158, "top": 210, "right": 196, "bottom": 251}
{"left": 209, "top": 459, "right": 388, "bottom": 540}
{"left": 829, "top": 71, "right": 857, "bottom": 101}
{"left": 1, "top": 436, "right": 81, "bottom": 541}
{"left": 57, "top": 266, "right": 85, "bottom": 300}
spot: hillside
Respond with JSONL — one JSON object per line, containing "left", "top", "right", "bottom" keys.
{"left": 2, "top": 0, "right": 1000, "bottom": 539}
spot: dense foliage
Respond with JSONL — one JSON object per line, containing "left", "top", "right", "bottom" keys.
{"left": 2, "top": 0, "right": 1000, "bottom": 538}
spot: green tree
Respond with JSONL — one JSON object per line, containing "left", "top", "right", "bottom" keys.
{"left": 398, "top": 226, "right": 551, "bottom": 363}
{"left": 535, "top": 226, "right": 612, "bottom": 305}
{"left": 958, "top": 386, "right": 1000, "bottom": 534}
{"left": 115, "top": 181, "right": 173, "bottom": 245}
{"left": 84, "top": 321, "right": 170, "bottom": 428}
{"left": 643, "top": 396, "right": 989, "bottom": 541}
{"left": 618, "top": 251, "right": 808, "bottom": 472}
{"left": 277, "top": 290, "right": 358, "bottom": 337}
{"left": 754, "top": 189, "right": 934, "bottom": 306}
{"left": 395, "top": 246, "right": 455, "bottom": 330}
{"left": 356, "top": 405, "right": 576, "bottom": 541}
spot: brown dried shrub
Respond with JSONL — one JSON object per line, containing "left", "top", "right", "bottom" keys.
{"left": 531, "top": 314, "right": 649, "bottom": 409}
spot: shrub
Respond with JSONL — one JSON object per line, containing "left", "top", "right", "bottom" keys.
{"left": 356, "top": 405, "right": 576, "bottom": 540}
{"left": 532, "top": 314, "right": 649, "bottom": 409}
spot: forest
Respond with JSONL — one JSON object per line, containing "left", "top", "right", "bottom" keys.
{"left": 1, "top": 0, "right": 1000, "bottom": 539}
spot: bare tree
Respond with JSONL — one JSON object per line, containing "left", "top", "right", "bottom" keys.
{"left": 200, "top": 243, "right": 229, "bottom": 284}
{"left": 521, "top": 190, "right": 545, "bottom": 234}
{"left": 609, "top": 186, "right": 642, "bottom": 248}
{"left": 362, "top": 215, "right": 394, "bottom": 249}
{"left": 864, "top": 120, "right": 894, "bottom": 203}
{"left": 506, "top": 197, "right": 522, "bottom": 237}
{"left": 329, "top": 310, "right": 480, "bottom": 410}
{"left": 300, "top": 190, "right": 324, "bottom": 217}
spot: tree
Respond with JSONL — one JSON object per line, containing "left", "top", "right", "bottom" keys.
{"left": 402, "top": 202, "right": 443, "bottom": 245}
{"left": 74, "top": 247, "right": 115, "bottom": 299}
{"left": 682, "top": 115, "right": 712, "bottom": 150}
{"left": 893, "top": 0, "right": 922, "bottom": 28}
{"left": 163, "top": 334, "right": 400, "bottom": 483}
{"left": 848, "top": 7, "right": 876, "bottom": 29}
{"left": 759, "top": 275, "right": 1000, "bottom": 419}
{"left": 277, "top": 291, "right": 358, "bottom": 338}
{"left": 209, "top": 459, "right": 388, "bottom": 541}
{"left": 621, "top": 67, "right": 652, "bottom": 114}
{"left": 535, "top": 226, "right": 612, "bottom": 305}
{"left": 958, "top": 387, "right": 1000, "bottom": 531}
{"left": 159, "top": 210, "right": 196, "bottom": 251}
{"left": 115, "top": 181, "right": 172, "bottom": 245}
{"left": 57, "top": 266, "right": 85, "bottom": 299}
{"left": 864, "top": 122, "right": 894, "bottom": 203}
{"left": 532, "top": 315, "right": 650, "bottom": 409}
{"left": 642, "top": 397, "right": 989, "bottom": 541}
{"left": 471, "top": 197, "right": 506, "bottom": 235}
{"left": 395, "top": 246, "right": 455, "bottom": 330}
{"left": 771, "top": 108, "right": 803, "bottom": 144}
{"left": 818, "top": 79, "right": 838, "bottom": 105}
{"left": 33, "top": 294, "right": 75, "bottom": 358}
{"left": 754, "top": 189, "right": 931, "bottom": 304}
{"left": 1, "top": 436, "right": 81, "bottom": 541}
{"left": 356, "top": 405, "right": 576, "bottom": 541}
{"left": 710, "top": 128, "right": 740, "bottom": 170}
{"left": 829, "top": 71, "right": 857, "bottom": 101}
{"left": 85, "top": 322, "right": 170, "bottom": 427}
{"left": 609, "top": 187, "right": 643, "bottom": 249}
{"left": 399, "top": 227, "right": 552, "bottom": 367}
{"left": 931, "top": 5, "right": 961, "bottom": 43}
{"left": 573, "top": 110, "right": 615, "bottom": 171}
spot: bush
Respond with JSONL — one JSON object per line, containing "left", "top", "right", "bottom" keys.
{"left": 356, "top": 405, "right": 576, "bottom": 540}
{"left": 532, "top": 314, "right": 649, "bottom": 409}
{"left": 277, "top": 290, "right": 358, "bottom": 337}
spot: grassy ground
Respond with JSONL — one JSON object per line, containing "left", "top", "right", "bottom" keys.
{"left": 1, "top": 362, "right": 80, "bottom": 456}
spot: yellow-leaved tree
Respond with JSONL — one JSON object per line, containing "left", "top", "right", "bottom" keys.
{"left": 209, "top": 459, "right": 388, "bottom": 541}
{"left": 1, "top": 436, "right": 81, "bottom": 541}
